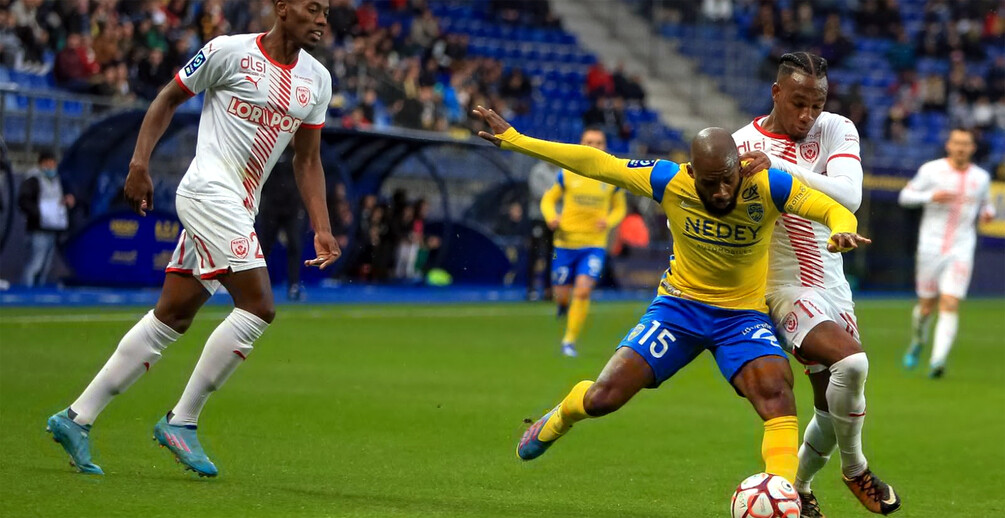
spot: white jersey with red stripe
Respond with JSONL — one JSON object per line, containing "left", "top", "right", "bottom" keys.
{"left": 733, "top": 112, "right": 862, "bottom": 290}
{"left": 173, "top": 33, "right": 331, "bottom": 214}
{"left": 899, "top": 158, "right": 993, "bottom": 259}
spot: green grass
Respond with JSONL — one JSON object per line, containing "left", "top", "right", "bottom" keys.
{"left": 1, "top": 299, "right": 1003, "bottom": 517}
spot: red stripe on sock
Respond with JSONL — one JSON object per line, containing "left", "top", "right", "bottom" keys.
{"left": 233, "top": 350, "right": 247, "bottom": 360}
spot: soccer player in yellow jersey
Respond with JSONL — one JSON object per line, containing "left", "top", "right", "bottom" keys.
{"left": 540, "top": 127, "right": 627, "bottom": 357}
{"left": 472, "top": 106, "right": 871, "bottom": 488}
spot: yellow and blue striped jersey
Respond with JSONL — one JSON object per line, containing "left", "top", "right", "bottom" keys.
{"left": 540, "top": 170, "right": 627, "bottom": 249}
{"left": 500, "top": 128, "right": 857, "bottom": 312}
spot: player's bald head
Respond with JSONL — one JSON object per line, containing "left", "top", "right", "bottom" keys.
{"left": 691, "top": 127, "right": 739, "bottom": 175}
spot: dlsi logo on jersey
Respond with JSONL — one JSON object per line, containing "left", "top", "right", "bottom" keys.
{"left": 183, "top": 51, "right": 206, "bottom": 77}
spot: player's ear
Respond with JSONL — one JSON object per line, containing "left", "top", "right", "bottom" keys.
{"left": 771, "top": 82, "right": 781, "bottom": 102}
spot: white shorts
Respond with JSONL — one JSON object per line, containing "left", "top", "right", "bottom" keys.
{"left": 766, "top": 283, "right": 860, "bottom": 374}
{"left": 165, "top": 194, "right": 266, "bottom": 293}
{"left": 915, "top": 252, "right": 973, "bottom": 300}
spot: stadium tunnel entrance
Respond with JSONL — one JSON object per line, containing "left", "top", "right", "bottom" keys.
{"left": 40, "top": 111, "right": 530, "bottom": 287}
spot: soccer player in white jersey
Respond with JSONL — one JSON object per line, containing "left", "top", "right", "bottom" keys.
{"left": 46, "top": 0, "right": 337, "bottom": 477}
{"left": 899, "top": 128, "right": 995, "bottom": 378}
{"left": 733, "top": 52, "right": 901, "bottom": 516}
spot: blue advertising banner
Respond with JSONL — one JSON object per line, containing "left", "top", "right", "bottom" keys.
{"left": 63, "top": 211, "right": 181, "bottom": 286}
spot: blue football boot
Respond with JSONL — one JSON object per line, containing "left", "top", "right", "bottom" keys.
{"left": 153, "top": 416, "right": 218, "bottom": 477}
{"left": 517, "top": 406, "right": 562, "bottom": 461}
{"left": 46, "top": 409, "right": 103, "bottom": 474}
{"left": 903, "top": 342, "right": 922, "bottom": 370}
{"left": 560, "top": 342, "right": 578, "bottom": 357}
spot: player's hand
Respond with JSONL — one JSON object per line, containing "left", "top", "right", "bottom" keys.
{"left": 827, "top": 232, "right": 872, "bottom": 253}
{"left": 547, "top": 218, "right": 560, "bottom": 230}
{"left": 931, "top": 190, "right": 960, "bottom": 204}
{"left": 980, "top": 211, "right": 994, "bottom": 224}
{"left": 596, "top": 219, "right": 608, "bottom": 231}
{"left": 305, "top": 231, "right": 341, "bottom": 270}
{"left": 471, "top": 105, "right": 511, "bottom": 147}
{"left": 124, "top": 162, "right": 154, "bottom": 216}
{"left": 738, "top": 151, "right": 771, "bottom": 177}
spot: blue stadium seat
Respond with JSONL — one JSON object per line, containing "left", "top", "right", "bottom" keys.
{"left": 3, "top": 114, "right": 28, "bottom": 144}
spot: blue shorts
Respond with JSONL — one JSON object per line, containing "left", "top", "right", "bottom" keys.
{"left": 618, "top": 296, "right": 787, "bottom": 390}
{"left": 552, "top": 247, "right": 606, "bottom": 285}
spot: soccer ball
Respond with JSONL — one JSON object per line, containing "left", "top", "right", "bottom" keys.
{"left": 730, "top": 473, "right": 801, "bottom": 518}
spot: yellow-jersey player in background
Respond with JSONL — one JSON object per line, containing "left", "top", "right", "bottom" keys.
{"left": 472, "top": 106, "right": 871, "bottom": 490}
{"left": 540, "top": 127, "right": 627, "bottom": 357}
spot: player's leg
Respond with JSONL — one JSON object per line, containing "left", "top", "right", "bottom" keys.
{"left": 518, "top": 297, "right": 702, "bottom": 460}
{"left": 929, "top": 294, "right": 961, "bottom": 378}
{"left": 731, "top": 354, "right": 799, "bottom": 484}
{"left": 906, "top": 253, "right": 940, "bottom": 368}
{"left": 561, "top": 274, "right": 596, "bottom": 354}
{"left": 48, "top": 271, "right": 209, "bottom": 474}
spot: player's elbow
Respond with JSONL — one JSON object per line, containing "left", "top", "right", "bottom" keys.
{"left": 843, "top": 191, "right": 863, "bottom": 213}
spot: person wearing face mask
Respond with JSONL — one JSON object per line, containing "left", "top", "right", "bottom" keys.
{"left": 17, "top": 150, "right": 75, "bottom": 287}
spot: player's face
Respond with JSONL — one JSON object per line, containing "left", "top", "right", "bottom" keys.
{"left": 945, "top": 130, "right": 975, "bottom": 165}
{"left": 772, "top": 73, "right": 827, "bottom": 141}
{"left": 580, "top": 130, "right": 607, "bottom": 151}
{"left": 278, "top": 0, "right": 328, "bottom": 50}
{"left": 692, "top": 161, "right": 741, "bottom": 217}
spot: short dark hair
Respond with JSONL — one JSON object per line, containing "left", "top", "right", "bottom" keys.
{"left": 777, "top": 52, "right": 828, "bottom": 80}
{"left": 948, "top": 127, "right": 975, "bottom": 139}
{"left": 582, "top": 125, "right": 606, "bottom": 136}
{"left": 37, "top": 149, "right": 56, "bottom": 163}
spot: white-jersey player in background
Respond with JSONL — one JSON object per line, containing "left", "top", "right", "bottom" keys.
{"left": 46, "top": 0, "right": 338, "bottom": 477}
{"left": 899, "top": 128, "right": 994, "bottom": 378}
{"left": 734, "top": 52, "right": 900, "bottom": 517}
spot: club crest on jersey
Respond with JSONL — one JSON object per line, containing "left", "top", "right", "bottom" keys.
{"left": 296, "top": 86, "right": 311, "bottom": 107}
{"left": 627, "top": 323, "right": 646, "bottom": 341}
{"left": 799, "top": 141, "right": 820, "bottom": 162}
{"left": 627, "top": 159, "right": 656, "bottom": 168}
{"left": 747, "top": 202, "right": 763, "bottom": 222}
{"left": 231, "top": 237, "right": 250, "bottom": 259}
{"left": 183, "top": 51, "right": 206, "bottom": 77}
{"left": 783, "top": 311, "right": 798, "bottom": 333}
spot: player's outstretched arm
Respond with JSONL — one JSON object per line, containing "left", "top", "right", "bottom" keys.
{"left": 293, "top": 127, "right": 341, "bottom": 270}
{"left": 780, "top": 175, "right": 871, "bottom": 253}
{"left": 540, "top": 182, "right": 562, "bottom": 229}
{"left": 605, "top": 189, "right": 627, "bottom": 229}
{"left": 125, "top": 80, "right": 191, "bottom": 215}
{"left": 472, "top": 106, "right": 656, "bottom": 197}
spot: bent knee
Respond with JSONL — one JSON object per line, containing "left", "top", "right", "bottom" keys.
{"left": 939, "top": 297, "right": 960, "bottom": 312}
{"left": 583, "top": 383, "right": 626, "bottom": 416}
{"left": 153, "top": 308, "right": 195, "bottom": 334}
{"left": 238, "top": 303, "right": 276, "bottom": 324}
{"left": 572, "top": 287, "right": 592, "bottom": 300}
{"left": 830, "top": 351, "right": 869, "bottom": 385}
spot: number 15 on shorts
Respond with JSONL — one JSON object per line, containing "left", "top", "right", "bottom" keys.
{"left": 637, "top": 320, "right": 676, "bottom": 358}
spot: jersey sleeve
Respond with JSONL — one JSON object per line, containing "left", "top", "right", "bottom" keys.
{"left": 767, "top": 168, "right": 859, "bottom": 249}
{"left": 979, "top": 174, "right": 996, "bottom": 219}
{"left": 539, "top": 181, "right": 562, "bottom": 222}
{"left": 898, "top": 163, "right": 935, "bottom": 207}
{"left": 767, "top": 117, "right": 864, "bottom": 212}
{"left": 175, "top": 36, "right": 232, "bottom": 96}
{"left": 497, "top": 128, "right": 677, "bottom": 200}
{"left": 605, "top": 188, "right": 627, "bottom": 228}
{"left": 302, "top": 71, "right": 332, "bottom": 129}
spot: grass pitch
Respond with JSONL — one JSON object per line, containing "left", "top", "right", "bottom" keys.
{"left": 1, "top": 299, "right": 1003, "bottom": 517}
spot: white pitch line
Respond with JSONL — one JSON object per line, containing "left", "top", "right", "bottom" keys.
{"left": 0, "top": 303, "right": 640, "bottom": 325}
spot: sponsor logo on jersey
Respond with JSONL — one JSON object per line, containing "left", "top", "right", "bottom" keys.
{"left": 231, "top": 237, "right": 250, "bottom": 259}
{"left": 741, "top": 184, "right": 759, "bottom": 201}
{"left": 747, "top": 202, "right": 764, "bottom": 222}
{"left": 226, "top": 97, "right": 304, "bottom": 133}
{"left": 800, "top": 141, "right": 820, "bottom": 162}
{"left": 240, "top": 55, "right": 267, "bottom": 75}
{"left": 627, "top": 159, "right": 656, "bottom": 168}
{"left": 683, "top": 217, "right": 762, "bottom": 244}
{"left": 296, "top": 86, "right": 311, "bottom": 107}
{"left": 183, "top": 51, "right": 206, "bottom": 77}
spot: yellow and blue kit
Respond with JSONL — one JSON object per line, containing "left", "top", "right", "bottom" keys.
{"left": 540, "top": 170, "right": 626, "bottom": 284}
{"left": 500, "top": 128, "right": 858, "bottom": 386}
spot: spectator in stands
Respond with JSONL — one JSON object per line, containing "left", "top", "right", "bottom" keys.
{"left": 356, "top": 0, "right": 379, "bottom": 35}
{"left": 921, "top": 73, "right": 948, "bottom": 112}
{"left": 585, "top": 62, "right": 615, "bottom": 99}
{"left": 410, "top": 8, "right": 440, "bottom": 48}
{"left": 701, "top": 0, "right": 732, "bottom": 24}
{"left": 817, "top": 14, "right": 854, "bottom": 68}
{"left": 91, "top": 60, "right": 134, "bottom": 106}
{"left": 886, "top": 25, "right": 917, "bottom": 72}
{"left": 500, "top": 67, "right": 533, "bottom": 114}
{"left": 54, "top": 32, "right": 99, "bottom": 93}
{"left": 134, "top": 47, "right": 173, "bottom": 100}
{"left": 987, "top": 55, "right": 1005, "bottom": 102}
{"left": 0, "top": 8, "right": 26, "bottom": 68}
{"left": 17, "top": 149, "right": 73, "bottom": 287}
{"left": 856, "top": 0, "right": 901, "bottom": 38}
{"left": 10, "top": 0, "right": 48, "bottom": 67}
{"left": 329, "top": 0, "right": 358, "bottom": 43}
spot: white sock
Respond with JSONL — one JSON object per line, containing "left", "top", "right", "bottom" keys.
{"left": 169, "top": 308, "right": 268, "bottom": 426}
{"left": 911, "top": 304, "right": 933, "bottom": 345}
{"left": 70, "top": 311, "right": 181, "bottom": 425}
{"left": 930, "top": 311, "right": 959, "bottom": 369}
{"left": 826, "top": 352, "right": 869, "bottom": 478}
{"left": 795, "top": 408, "right": 837, "bottom": 493}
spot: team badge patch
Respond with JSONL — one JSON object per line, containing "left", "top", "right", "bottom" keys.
{"left": 626, "top": 159, "right": 656, "bottom": 168}
{"left": 296, "top": 86, "right": 311, "bottom": 107}
{"left": 627, "top": 323, "right": 646, "bottom": 341}
{"left": 747, "top": 202, "right": 764, "bottom": 222}
{"left": 799, "top": 141, "right": 820, "bottom": 162}
{"left": 783, "top": 311, "right": 798, "bottom": 333}
{"left": 183, "top": 51, "right": 206, "bottom": 77}
{"left": 231, "top": 237, "right": 250, "bottom": 259}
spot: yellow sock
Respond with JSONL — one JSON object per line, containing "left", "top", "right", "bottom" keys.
{"left": 538, "top": 380, "right": 594, "bottom": 442}
{"left": 562, "top": 296, "right": 591, "bottom": 344}
{"left": 762, "top": 415, "right": 800, "bottom": 484}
